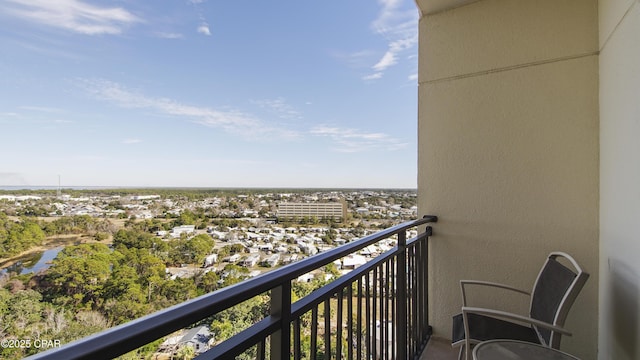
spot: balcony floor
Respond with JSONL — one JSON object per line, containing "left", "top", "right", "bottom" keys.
{"left": 420, "top": 337, "right": 459, "bottom": 360}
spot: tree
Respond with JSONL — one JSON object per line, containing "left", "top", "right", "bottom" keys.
{"left": 197, "top": 271, "right": 219, "bottom": 294}
{"left": 4, "top": 289, "right": 43, "bottom": 336}
{"left": 323, "top": 263, "right": 341, "bottom": 283}
{"left": 175, "top": 344, "right": 195, "bottom": 360}
{"left": 219, "top": 264, "right": 249, "bottom": 287}
{"left": 103, "top": 288, "right": 150, "bottom": 324}
{"left": 58, "top": 310, "right": 110, "bottom": 344}
{"left": 114, "top": 247, "right": 166, "bottom": 285}
{"left": 183, "top": 234, "right": 215, "bottom": 265}
{"left": 0, "top": 215, "right": 45, "bottom": 257}
{"left": 42, "top": 244, "right": 113, "bottom": 308}
{"left": 159, "top": 277, "right": 198, "bottom": 304}
{"left": 113, "top": 229, "right": 159, "bottom": 249}
{"left": 102, "top": 264, "right": 139, "bottom": 300}
{"left": 94, "top": 232, "right": 109, "bottom": 241}
{"left": 175, "top": 210, "right": 197, "bottom": 227}
{"left": 209, "top": 294, "right": 268, "bottom": 345}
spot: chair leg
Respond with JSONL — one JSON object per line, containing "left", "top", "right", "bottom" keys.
{"left": 466, "top": 342, "right": 474, "bottom": 360}
{"left": 457, "top": 345, "right": 464, "bottom": 360}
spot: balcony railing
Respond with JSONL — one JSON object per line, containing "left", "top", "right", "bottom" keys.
{"left": 27, "top": 215, "right": 437, "bottom": 360}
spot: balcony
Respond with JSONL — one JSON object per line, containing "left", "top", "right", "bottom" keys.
{"left": 28, "top": 216, "right": 440, "bottom": 360}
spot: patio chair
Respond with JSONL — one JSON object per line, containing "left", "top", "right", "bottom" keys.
{"left": 451, "top": 251, "right": 589, "bottom": 360}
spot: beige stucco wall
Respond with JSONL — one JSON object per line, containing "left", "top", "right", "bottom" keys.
{"left": 598, "top": 1, "right": 640, "bottom": 359}
{"left": 416, "top": 1, "right": 599, "bottom": 359}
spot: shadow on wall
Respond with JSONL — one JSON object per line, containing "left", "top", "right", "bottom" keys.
{"left": 609, "top": 259, "right": 639, "bottom": 360}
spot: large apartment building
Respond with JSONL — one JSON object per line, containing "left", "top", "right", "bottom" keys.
{"left": 276, "top": 201, "right": 346, "bottom": 221}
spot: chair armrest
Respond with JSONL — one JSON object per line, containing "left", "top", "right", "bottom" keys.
{"left": 460, "top": 280, "right": 530, "bottom": 306}
{"left": 461, "top": 306, "right": 572, "bottom": 336}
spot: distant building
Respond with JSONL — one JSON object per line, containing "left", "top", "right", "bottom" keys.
{"left": 17, "top": 195, "right": 42, "bottom": 201}
{"left": 263, "top": 254, "right": 280, "bottom": 267}
{"left": 159, "top": 325, "right": 213, "bottom": 356}
{"left": 276, "top": 201, "right": 346, "bottom": 221}
{"left": 342, "top": 254, "right": 367, "bottom": 269}
{"left": 0, "top": 195, "right": 42, "bottom": 202}
{"left": 179, "top": 326, "right": 213, "bottom": 354}
{"left": 258, "top": 243, "right": 274, "bottom": 252}
{"left": 297, "top": 241, "right": 317, "bottom": 255}
{"left": 282, "top": 254, "right": 299, "bottom": 264}
{"left": 242, "top": 254, "right": 261, "bottom": 267}
{"left": 296, "top": 273, "right": 314, "bottom": 283}
{"left": 130, "top": 195, "right": 161, "bottom": 200}
{"left": 226, "top": 254, "right": 241, "bottom": 263}
{"left": 203, "top": 254, "right": 218, "bottom": 267}
{"left": 170, "top": 225, "right": 195, "bottom": 238}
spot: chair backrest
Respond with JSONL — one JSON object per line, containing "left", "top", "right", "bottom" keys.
{"left": 529, "top": 252, "right": 589, "bottom": 348}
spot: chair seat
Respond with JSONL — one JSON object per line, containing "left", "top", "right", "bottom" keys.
{"left": 452, "top": 313, "right": 541, "bottom": 346}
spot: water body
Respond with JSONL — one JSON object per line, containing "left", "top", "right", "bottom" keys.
{"left": 0, "top": 247, "right": 62, "bottom": 276}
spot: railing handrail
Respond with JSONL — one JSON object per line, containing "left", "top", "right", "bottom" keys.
{"left": 27, "top": 215, "right": 437, "bottom": 360}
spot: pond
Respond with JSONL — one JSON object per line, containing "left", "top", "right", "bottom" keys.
{"left": 0, "top": 247, "right": 63, "bottom": 276}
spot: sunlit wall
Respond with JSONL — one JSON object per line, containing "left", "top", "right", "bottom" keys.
{"left": 599, "top": 1, "right": 640, "bottom": 359}
{"left": 415, "top": 1, "right": 599, "bottom": 359}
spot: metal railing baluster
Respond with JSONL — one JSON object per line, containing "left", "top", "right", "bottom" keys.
{"left": 391, "top": 256, "right": 396, "bottom": 359}
{"left": 357, "top": 277, "right": 362, "bottom": 360}
{"left": 324, "top": 299, "right": 331, "bottom": 360}
{"left": 257, "top": 339, "right": 266, "bottom": 360}
{"left": 397, "top": 230, "right": 407, "bottom": 360}
{"left": 311, "top": 306, "right": 318, "bottom": 359}
{"left": 365, "top": 273, "right": 371, "bottom": 360}
{"left": 384, "top": 259, "right": 390, "bottom": 360}
{"left": 372, "top": 266, "right": 378, "bottom": 360}
{"left": 293, "top": 318, "right": 301, "bottom": 360}
{"left": 336, "top": 289, "right": 343, "bottom": 360}
{"left": 347, "top": 284, "right": 353, "bottom": 360}
{"left": 379, "top": 263, "right": 385, "bottom": 360}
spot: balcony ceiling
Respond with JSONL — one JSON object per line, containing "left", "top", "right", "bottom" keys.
{"left": 415, "top": 0, "right": 478, "bottom": 15}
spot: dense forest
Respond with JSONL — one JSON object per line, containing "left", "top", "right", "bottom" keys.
{"left": 0, "top": 215, "right": 335, "bottom": 359}
{"left": 0, "top": 211, "right": 244, "bottom": 359}
{"left": 0, "top": 213, "right": 115, "bottom": 259}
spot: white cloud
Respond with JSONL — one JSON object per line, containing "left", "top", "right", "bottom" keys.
{"left": 20, "top": 106, "right": 64, "bottom": 113}
{"left": 252, "top": 97, "right": 302, "bottom": 120}
{"left": 372, "top": 51, "right": 397, "bottom": 72}
{"left": 77, "top": 78, "right": 300, "bottom": 140}
{"left": 0, "top": 112, "right": 19, "bottom": 118}
{"left": 122, "top": 138, "right": 142, "bottom": 144}
{"left": 408, "top": 73, "right": 418, "bottom": 81}
{"left": 197, "top": 23, "right": 211, "bottom": 36}
{"left": 3, "top": 0, "right": 141, "bottom": 35}
{"left": 366, "top": 0, "right": 419, "bottom": 80}
{"left": 372, "top": 0, "right": 404, "bottom": 30}
{"left": 7, "top": 37, "right": 84, "bottom": 60}
{"left": 310, "top": 125, "right": 407, "bottom": 153}
{"left": 362, "top": 72, "right": 383, "bottom": 81}
{"left": 333, "top": 49, "right": 376, "bottom": 69}
{"left": 156, "top": 32, "right": 183, "bottom": 39}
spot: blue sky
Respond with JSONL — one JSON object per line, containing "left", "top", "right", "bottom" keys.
{"left": 0, "top": 0, "right": 420, "bottom": 189}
